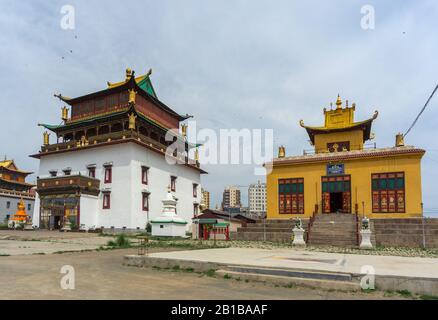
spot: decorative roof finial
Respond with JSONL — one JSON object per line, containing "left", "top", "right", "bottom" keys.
{"left": 336, "top": 94, "right": 342, "bottom": 109}
{"left": 128, "top": 89, "right": 136, "bottom": 104}
{"left": 125, "top": 68, "right": 132, "bottom": 81}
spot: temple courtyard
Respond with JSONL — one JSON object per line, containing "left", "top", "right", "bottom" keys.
{"left": 0, "top": 230, "right": 437, "bottom": 299}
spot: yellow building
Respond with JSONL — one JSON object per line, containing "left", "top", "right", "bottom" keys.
{"left": 266, "top": 95, "right": 425, "bottom": 219}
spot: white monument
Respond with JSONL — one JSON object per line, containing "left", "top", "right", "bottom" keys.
{"left": 151, "top": 188, "right": 188, "bottom": 237}
{"left": 292, "top": 218, "right": 306, "bottom": 247}
{"left": 359, "top": 217, "right": 373, "bottom": 249}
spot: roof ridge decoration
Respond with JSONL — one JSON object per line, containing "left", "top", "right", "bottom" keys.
{"left": 107, "top": 68, "right": 157, "bottom": 99}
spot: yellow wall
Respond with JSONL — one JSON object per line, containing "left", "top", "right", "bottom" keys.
{"left": 267, "top": 154, "right": 423, "bottom": 219}
{"left": 314, "top": 130, "right": 364, "bottom": 152}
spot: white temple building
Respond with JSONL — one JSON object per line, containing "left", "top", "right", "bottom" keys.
{"left": 31, "top": 69, "right": 205, "bottom": 231}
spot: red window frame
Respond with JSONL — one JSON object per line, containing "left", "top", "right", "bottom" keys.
{"left": 104, "top": 166, "right": 112, "bottom": 183}
{"left": 103, "top": 193, "right": 111, "bottom": 209}
{"left": 371, "top": 172, "right": 405, "bottom": 213}
{"left": 141, "top": 166, "right": 149, "bottom": 185}
{"left": 171, "top": 176, "right": 177, "bottom": 192}
{"left": 142, "top": 193, "right": 149, "bottom": 211}
{"left": 88, "top": 167, "right": 96, "bottom": 178}
{"left": 278, "top": 178, "right": 305, "bottom": 214}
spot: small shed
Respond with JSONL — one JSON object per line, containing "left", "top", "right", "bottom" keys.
{"left": 192, "top": 209, "right": 255, "bottom": 240}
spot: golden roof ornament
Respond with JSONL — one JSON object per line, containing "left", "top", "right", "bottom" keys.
{"left": 61, "top": 106, "right": 69, "bottom": 122}
{"left": 125, "top": 68, "right": 132, "bottom": 81}
{"left": 128, "top": 89, "right": 137, "bottom": 104}
{"left": 181, "top": 124, "right": 187, "bottom": 137}
{"left": 128, "top": 112, "right": 137, "bottom": 130}
{"left": 43, "top": 131, "right": 50, "bottom": 146}
{"left": 195, "top": 148, "right": 199, "bottom": 162}
{"left": 278, "top": 145, "right": 286, "bottom": 158}
{"left": 336, "top": 94, "right": 342, "bottom": 109}
{"left": 395, "top": 133, "right": 405, "bottom": 147}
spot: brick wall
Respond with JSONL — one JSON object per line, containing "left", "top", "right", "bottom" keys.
{"left": 372, "top": 218, "right": 438, "bottom": 248}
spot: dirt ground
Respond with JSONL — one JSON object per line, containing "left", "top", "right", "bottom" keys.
{"left": 0, "top": 248, "right": 409, "bottom": 300}
{"left": 0, "top": 230, "right": 413, "bottom": 299}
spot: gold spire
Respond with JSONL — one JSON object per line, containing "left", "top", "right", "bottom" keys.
{"left": 278, "top": 145, "right": 286, "bottom": 158}
{"left": 195, "top": 148, "right": 199, "bottom": 162}
{"left": 396, "top": 133, "right": 405, "bottom": 147}
{"left": 336, "top": 94, "right": 342, "bottom": 109}
{"left": 125, "top": 68, "right": 132, "bottom": 81}
{"left": 43, "top": 131, "right": 50, "bottom": 146}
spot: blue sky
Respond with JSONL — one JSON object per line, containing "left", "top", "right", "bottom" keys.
{"left": 0, "top": 0, "right": 437, "bottom": 215}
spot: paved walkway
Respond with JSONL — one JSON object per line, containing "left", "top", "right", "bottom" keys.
{"left": 147, "top": 247, "right": 438, "bottom": 278}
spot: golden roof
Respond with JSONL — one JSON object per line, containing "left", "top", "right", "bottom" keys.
{"left": 0, "top": 160, "right": 13, "bottom": 168}
{"left": 299, "top": 95, "right": 378, "bottom": 143}
{"left": 107, "top": 69, "right": 152, "bottom": 89}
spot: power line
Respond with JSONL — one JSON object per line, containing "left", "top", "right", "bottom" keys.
{"left": 404, "top": 83, "right": 438, "bottom": 137}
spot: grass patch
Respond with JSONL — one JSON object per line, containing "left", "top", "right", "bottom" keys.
{"left": 361, "top": 288, "right": 376, "bottom": 293}
{"left": 106, "top": 234, "right": 132, "bottom": 248}
{"left": 396, "top": 289, "right": 413, "bottom": 298}
{"left": 172, "top": 265, "right": 181, "bottom": 271}
{"left": 203, "top": 269, "right": 216, "bottom": 277}
{"left": 419, "top": 294, "right": 438, "bottom": 300}
{"left": 223, "top": 274, "right": 232, "bottom": 279}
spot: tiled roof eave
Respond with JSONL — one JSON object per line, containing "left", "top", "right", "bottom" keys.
{"left": 267, "top": 148, "right": 425, "bottom": 166}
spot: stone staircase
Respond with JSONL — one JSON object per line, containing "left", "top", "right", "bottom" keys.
{"left": 233, "top": 219, "right": 309, "bottom": 242}
{"left": 307, "top": 214, "right": 359, "bottom": 247}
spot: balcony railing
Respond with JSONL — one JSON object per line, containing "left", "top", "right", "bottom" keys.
{"left": 37, "top": 174, "right": 101, "bottom": 196}
{"left": 39, "top": 130, "right": 200, "bottom": 167}
{"left": 0, "top": 188, "right": 35, "bottom": 199}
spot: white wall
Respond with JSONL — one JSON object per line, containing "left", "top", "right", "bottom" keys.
{"left": 79, "top": 194, "right": 99, "bottom": 229}
{"left": 33, "top": 142, "right": 202, "bottom": 230}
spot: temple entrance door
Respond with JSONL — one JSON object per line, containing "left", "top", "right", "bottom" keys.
{"left": 322, "top": 175, "right": 351, "bottom": 213}
{"left": 53, "top": 215, "right": 62, "bottom": 229}
{"left": 330, "top": 192, "right": 343, "bottom": 213}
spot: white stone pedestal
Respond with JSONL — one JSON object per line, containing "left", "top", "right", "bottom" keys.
{"left": 360, "top": 229, "right": 373, "bottom": 249}
{"left": 292, "top": 227, "right": 306, "bottom": 247}
{"left": 24, "top": 222, "right": 34, "bottom": 231}
{"left": 61, "top": 220, "right": 71, "bottom": 232}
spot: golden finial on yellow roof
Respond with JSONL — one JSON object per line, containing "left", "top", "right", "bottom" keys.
{"left": 336, "top": 94, "right": 342, "bottom": 109}
{"left": 278, "top": 145, "right": 286, "bottom": 158}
